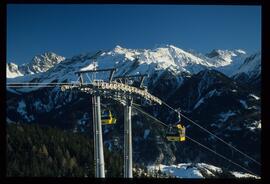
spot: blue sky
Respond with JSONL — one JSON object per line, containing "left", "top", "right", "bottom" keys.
{"left": 7, "top": 4, "right": 261, "bottom": 65}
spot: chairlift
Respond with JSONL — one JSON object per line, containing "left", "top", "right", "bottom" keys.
{"left": 165, "top": 124, "right": 186, "bottom": 142}
{"left": 101, "top": 110, "right": 117, "bottom": 125}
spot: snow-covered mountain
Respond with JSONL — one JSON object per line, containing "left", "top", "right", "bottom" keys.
{"left": 230, "top": 52, "right": 261, "bottom": 91}
{"left": 9, "top": 44, "right": 211, "bottom": 83}
{"left": 6, "top": 45, "right": 259, "bottom": 81}
{"left": 6, "top": 52, "right": 65, "bottom": 78}
{"left": 6, "top": 62, "right": 23, "bottom": 78}
{"left": 206, "top": 49, "right": 246, "bottom": 66}
{"left": 232, "top": 52, "right": 261, "bottom": 78}
{"left": 6, "top": 45, "right": 261, "bottom": 177}
{"left": 205, "top": 49, "right": 249, "bottom": 76}
{"left": 6, "top": 45, "right": 260, "bottom": 93}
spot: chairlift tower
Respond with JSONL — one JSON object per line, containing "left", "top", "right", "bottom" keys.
{"left": 123, "top": 95, "right": 133, "bottom": 177}
{"left": 114, "top": 74, "right": 148, "bottom": 178}
{"left": 87, "top": 60, "right": 105, "bottom": 177}
{"left": 92, "top": 94, "right": 105, "bottom": 177}
{"left": 61, "top": 68, "right": 162, "bottom": 178}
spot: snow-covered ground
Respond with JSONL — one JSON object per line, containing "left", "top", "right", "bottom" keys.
{"left": 249, "top": 94, "right": 260, "bottom": 100}
{"left": 218, "top": 111, "right": 236, "bottom": 122}
{"left": 17, "top": 100, "right": 34, "bottom": 122}
{"left": 231, "top": 171, "right": 260, "bottom": 178}
{"left": 239, "top": 100, "right": 248, "bottom": 109}
{"left": 147, "top": 163, "right": 260, "bottom": 179}
{"left": 193, "top": 89, "right": 221, "bottom": 110}
{"left": 247, "top": 120, "right": 261, "bottom": 131}
{"left": 148, "top": 163, "right": 203, "bottom": 178}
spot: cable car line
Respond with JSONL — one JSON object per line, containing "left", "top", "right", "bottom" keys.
{"left": 6, "top": 82, "right": 75, "bottom": 85}
{"left": 104, "top": 97, "right": 260, "bottom": 170}
{"left": 7, "top": 86, "right": 56, "bottom": 88}
{"left": 132, "top": 104, "right": 168, "bottom": 128}
{"left": 186, "top": 135, "right": 257, "bottom": 176}
{"left": 160, "top": 100, "right": 261, "bottom": 166}
{"left": 6, "top": 81, "right": 261, "bottom": 172}
{"left": 6, "top": 82, "right": 83, "bottom": 88}
{"left": 132, "top": 104, "right": 258, "bottom": 176}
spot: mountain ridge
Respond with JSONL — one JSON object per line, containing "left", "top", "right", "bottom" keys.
{"left": 6, "top": 52, "right": 65, "bottom": 78}
{"left": 6, "top": 45, "right": 261, "bottom": 92}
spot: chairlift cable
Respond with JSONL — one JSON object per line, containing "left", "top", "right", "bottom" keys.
{"left": 132, "top": 104, "right": 258, "bottom": 176}
{"left": 160, "top": 100, "right": 261, "bottom": 166}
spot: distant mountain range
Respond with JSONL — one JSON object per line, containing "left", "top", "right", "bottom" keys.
{"left": 7, "top": 52, "right": 65, "bottom": 78}
{"left": 7, "top": 45, "right": 260, "bottom": 81}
